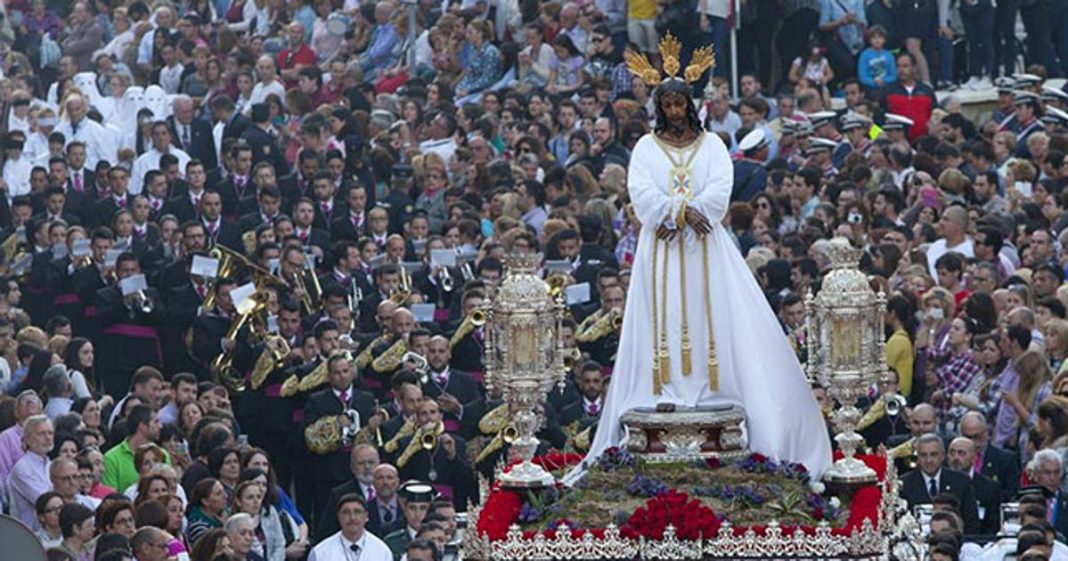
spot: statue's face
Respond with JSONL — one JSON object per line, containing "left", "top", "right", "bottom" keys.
{"left": 657, "top": 90, "right": 691, "bottom": 134}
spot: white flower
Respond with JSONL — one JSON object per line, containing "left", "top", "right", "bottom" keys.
{"left": 829, "top": 497, "right": 841, "bottom": 509}
{"left": 809, "top": 481, "right": 826, "bottom": 494}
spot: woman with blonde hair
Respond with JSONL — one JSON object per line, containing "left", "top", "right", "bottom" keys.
{"left": 1044, "top": 318, "right": 1068, "bottom": 373}
{"left": 598, "top": 163, "right": 627, "bottom": 197}
{"left": 584, "top": 198, "right": 619, "bottom": 250}
{"left": 1006, "top": 349, "right": 1054, "bottom": 461}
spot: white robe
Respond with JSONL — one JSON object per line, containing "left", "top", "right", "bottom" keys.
{"left": 566, "top": 132, "right": 831, "bottom": 483}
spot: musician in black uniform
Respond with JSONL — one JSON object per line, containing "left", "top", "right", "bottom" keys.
{"left": 421, "top": 335, "right": 483, "bottom": 439}
{"left": 391, "top": 397, "right": 475, "bottom": 511}
{"left": 94, "top": 252, "right": 164, "bottom": 394}
{"left": 301, "top": 352, "right": 379, "bottom": 526}
{"left": 576, "top": 284, "right": 624, "bottom": 368}
{"left": 447, "top": 290, "right": 486, "bottom": 375}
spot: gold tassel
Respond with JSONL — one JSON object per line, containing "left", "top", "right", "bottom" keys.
{"left": 678, "top": 232, "right": 692, "bottom": 376}
{"left": 703, "top": 238, "right": 718, "bottom": 391}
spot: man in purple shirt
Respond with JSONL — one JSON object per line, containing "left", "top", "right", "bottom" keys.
{"left": 993, "top": 325, "right": 1031, "bottom": 448}
{"left": 9, "top": 414, "right": 54, "bottom": 529}
{"left": 0, "top": 391, "right": 43, "bottom": 498}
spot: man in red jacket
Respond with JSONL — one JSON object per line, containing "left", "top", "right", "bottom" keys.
{"left": 881, "top": 52, "right": 937, "bottom": 141}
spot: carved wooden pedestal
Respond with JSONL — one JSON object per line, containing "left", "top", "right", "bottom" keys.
{"left": 620, "top": 404, "right": 748, "bottom": 463}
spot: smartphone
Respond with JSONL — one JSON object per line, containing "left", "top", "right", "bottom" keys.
{"left": 928, "top": 308, "right": 944, "bottom": 320}
{"left": 1015, "top": 181, "right": 1033, "bottom": 197}
{"left": 236, "top": 435, "right": 248, "bottom": 449}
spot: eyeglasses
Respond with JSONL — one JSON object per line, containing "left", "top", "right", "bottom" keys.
{"left": 756, "top": 202, "right": 770, "bottom": 209}
{"left": 593, "top": 36, "right": 608, "bottom": 43}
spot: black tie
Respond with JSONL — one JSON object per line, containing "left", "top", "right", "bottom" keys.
{"left": 350, "top": 543, "right": 361, "bottom": 556}
{"left": 928, "top": 478, "right": 938, "bottom": 498}
{"left": 383, "top": 508, "right": 393, "bottom": 523}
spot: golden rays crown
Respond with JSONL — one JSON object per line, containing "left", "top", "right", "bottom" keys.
{"left": 624, "top": 33, "right": 715, "bottom": 86}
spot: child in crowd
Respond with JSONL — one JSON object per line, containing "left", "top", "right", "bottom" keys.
{"left": 858, "top": 25, "right": 897, "bottom": 91}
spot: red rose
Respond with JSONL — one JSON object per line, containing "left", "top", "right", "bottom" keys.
{"left": 751, "top": 452, "right": 768, "bottom": 463}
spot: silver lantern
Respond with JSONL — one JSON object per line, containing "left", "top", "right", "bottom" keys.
{"left": 485, "top": 254, "right": 567, "bottom": 488}
{"left": 805, "top": 237, "right": 886, "bottom": 485}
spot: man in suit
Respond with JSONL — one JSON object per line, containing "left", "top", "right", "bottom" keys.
{"left": 900, "top": 433, "right": 981, "bottom": 535}
{"left": 237, "top": 184, "right": 284, "bottom": 233}
{"left": 39, "top": 157, "right": 92, "bottom": 223}
{"left": 199, "top": 191, "right": 243, "bottom": 251}
{"left": 331, "top": 184, "right": 371, "bottom": 242}
{"left": 293, "top": 198, "right": 333, "bottom": 256}
{"left": 163, "top": 161, "right": 208, "bottom": 224}
{"left": 947, "top": 436, "right": 1002, "bottom": 535}
{"left": 1028, "top": 449, "right": 1068, "bottom": 538}
{"left": 212, "top": 94, "right": 251, "bottom": 141}
{"left": 215, "top": 143, "right": 255, "bottom": 218}
{"left": 280, "top": 150, "right": 322, "bottom": 212}
{"left": 421, "top": 335, "right": 483, "bottom": 438}
{"left": 64, "top": 141, "right": 96, "bottom": 198}
{"left": 560, "top": 361, "right": 605, "bottom": 431}
{"left": 34, "top": 186, "right": 82, "bottom": 226}
{"left": 303, "top": 353, "right": 379, "bottom": 528}
{"left": 169, "top": 95, "right": 217, "bottom": 170}
{"left": 94, "top": 165, "right": 134, "bottom": 229}
{"left": 960, "top": 411, "right": 1021, "bottom": 502}
{"left": 315, "top": 443, "right": 381, "bottom": 542}
{"left": 366, "top": 464, "right": 405, "bottom": 539}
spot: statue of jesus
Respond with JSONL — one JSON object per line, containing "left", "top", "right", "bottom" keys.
{"left": 567, "top": 39, "right": 831, "bottom": 483}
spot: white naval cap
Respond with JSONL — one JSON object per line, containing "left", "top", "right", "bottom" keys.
{"left": 804, "top": 137, "right": 838, "bottom": 155}
{"left": 1013, "top": 73, "right": 1043, "bottom": 87}
{"left": 738, "top": 129, "right": 769, "bottom": 153}
{"left": 883, "top": 113, "right": 915, "bottom": 131}
{"left": 1042, "top": 106, "right": 1068, "bottom": 126}
{"left": 808, "top": 111, "right": 838, "bottom": 127}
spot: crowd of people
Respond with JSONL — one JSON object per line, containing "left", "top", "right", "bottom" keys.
{"left": 1, "top": 0, "right": 1068, "bottom": 560}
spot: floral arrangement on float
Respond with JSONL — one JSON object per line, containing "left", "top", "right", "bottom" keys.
{"left": 463, "top": 449, "right": 917, "bottom": 560}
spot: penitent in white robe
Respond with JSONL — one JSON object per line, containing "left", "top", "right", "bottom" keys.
{"left": 565, "top": 132, "right": 831, "bottom": 484}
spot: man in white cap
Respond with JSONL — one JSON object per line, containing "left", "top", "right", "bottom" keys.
{"left": 833, "top": 113, "right": 871, "bottom": 169}
{"left": 733, "top": 129, "right": 768, "bottom": 202}
{"left": 1011, "top": 91, "right": 1045, "bottom": 159}
{"left": 1042, "top": 106, "right": 1068, "bottom": 133}
{"left": 804, "top": 138, "right": 839, "bottom": 179}
{"left": 882, "top": 114, "right": 914, "bottom": 146}
{"left": 808, "top": 111, "right": 842, "bottom": 142}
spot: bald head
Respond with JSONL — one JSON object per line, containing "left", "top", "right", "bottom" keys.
{"left": 947, "top": 436, "right": 976, "bottom": 472}
{"left": 910, "top": 403, "right": 937, "bottom": 436}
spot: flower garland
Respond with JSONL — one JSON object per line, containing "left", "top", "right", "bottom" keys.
{"left": 476, "top": 452, "right": 886, "bottom": 542}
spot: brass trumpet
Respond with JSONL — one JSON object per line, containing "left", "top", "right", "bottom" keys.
{"left": 545, "top": 271, "right": 572, "bottom": 299}
{"left": 563, "top": 347, "right": 582, "bottom": 371}
{"left": 449, "top": 308, "right": 486, "bottom": 349}
{"left": 575, "top": 309, "right": 623, "bottom": 343}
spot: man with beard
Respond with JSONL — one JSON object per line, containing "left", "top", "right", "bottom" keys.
{"left": 567, "top": 38, "right": 830, "bottom": 484}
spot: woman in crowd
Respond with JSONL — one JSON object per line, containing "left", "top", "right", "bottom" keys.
{"left": 1007, "top": 349, "right": 1054, "bottom": 465}
{"left": 240, "top": 448, "right": 307, "bottom": 544}
{"left": 186, "top": 477, "right": 228, "bottom": 544}
{"left": 230, "top": 479, "right": 286, "bottom": 561}
{"left": 455, "top": 20, "right": 502, "bottom": 101}
{"left": 62, "top": 338, "right": 95, "bottom": 401}
{"left": 35, "top": 491, "right": 65, "bottom": 547}
{"left": 207, "top": 447, "right": 242, "bottom": 497}
{"left": 95, "top": 498, "right": 136, "bottom": 538}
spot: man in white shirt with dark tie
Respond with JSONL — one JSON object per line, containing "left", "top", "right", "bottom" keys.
{"left": 310, "top": 494, "right": 393, "bottom": 561}
{"left": 130, "top": 122, "right": 190, "bottom": 195}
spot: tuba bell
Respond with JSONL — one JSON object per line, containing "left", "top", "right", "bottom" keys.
{"left": 304, "top": 409, "right": 361, "bottom": 454}
{"left": 884, "top": 394, "right": 907, "bottom": 417}
{"left": 544, "top": 271, "right": 572, "bottom": 300}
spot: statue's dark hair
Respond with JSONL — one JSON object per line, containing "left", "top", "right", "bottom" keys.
{"left": 653, "top": 80, "right": 704, "bottom": 135}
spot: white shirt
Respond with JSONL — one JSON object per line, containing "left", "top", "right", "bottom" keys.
{"left": 130, "top": 146, "right": 191, "bottom": 195}
{"left": 3, "top": 155, "right": 32, "bottom": 201}
{"left": 249, "top": 80, "right": 287, "bottom": 110}
{"left": 56, "top": 118, "right": 118, "bottom": 170}
{"left": 308, "top": 531, "right": 393, "bottom": 561}
{"left": 419, "top": 137, "right": 456, "bottom": 164}
{"left": 926, "top": 237, "right": 975, "bottom": 280}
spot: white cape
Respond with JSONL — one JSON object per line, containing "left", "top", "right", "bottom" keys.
{"left": 565, "top": 132, "right": 831, "bottom": 484}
